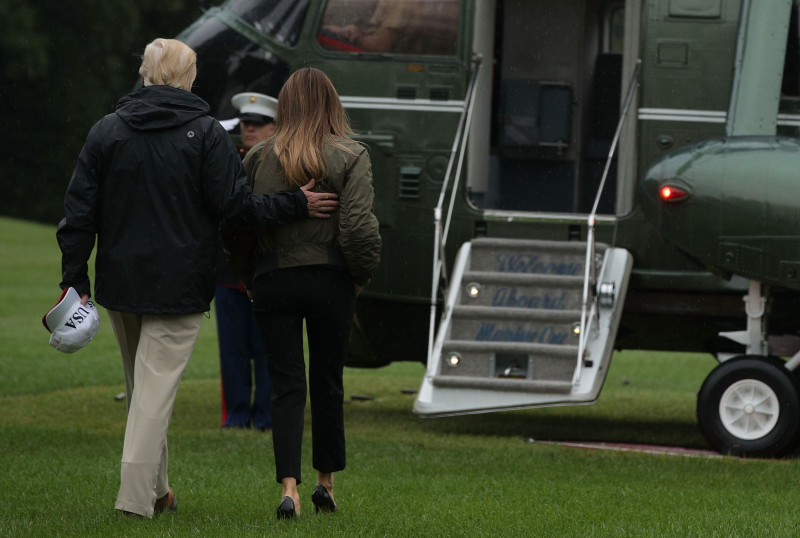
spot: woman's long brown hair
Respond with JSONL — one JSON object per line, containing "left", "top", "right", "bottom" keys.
{"left": 268, "top": 68, "right": 354, "bottom": 188}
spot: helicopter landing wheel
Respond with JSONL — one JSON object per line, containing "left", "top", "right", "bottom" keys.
{"left": 697, "top": 356, "right": 800, "bottom": 458}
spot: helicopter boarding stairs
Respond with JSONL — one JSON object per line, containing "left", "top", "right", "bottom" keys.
{"left": 413, "top": 58, "right": 639, "bottom": 417}
{"left": 414, "top": 238, "right": 632, "bottom": 416}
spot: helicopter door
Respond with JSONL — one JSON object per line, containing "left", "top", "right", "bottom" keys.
{"left": 468, "top": 0, "right": 624, "bottom": 215}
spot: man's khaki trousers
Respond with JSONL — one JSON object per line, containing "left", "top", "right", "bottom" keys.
{"left": 107, "top": 310, "right": 203, "bottom": 518}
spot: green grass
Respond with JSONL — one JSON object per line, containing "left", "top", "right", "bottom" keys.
{"left": 2, "top": 215, "right": 800, "bottom": 537}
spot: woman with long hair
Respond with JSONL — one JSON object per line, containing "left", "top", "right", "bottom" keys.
{"left": 237, "top": 67, "right": 381, "bottom": 518}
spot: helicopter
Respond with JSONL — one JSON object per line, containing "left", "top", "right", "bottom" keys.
{"left": 177, "top": 0, "right": 800, "bottom": 457}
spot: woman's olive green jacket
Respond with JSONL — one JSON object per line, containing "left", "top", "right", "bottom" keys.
{"left": 235, "top": 136, "right": 381, "bottom": 288}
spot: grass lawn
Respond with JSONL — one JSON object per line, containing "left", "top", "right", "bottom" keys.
{"left": 2, "top": 215, "right": 799, "bottom": 537}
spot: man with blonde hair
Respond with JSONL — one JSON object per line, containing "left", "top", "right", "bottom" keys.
{"left": 139, "top": 38, "right": 198, "bottom": 90}
{"left": 56, "top": 38, "right": 338, "bottom": 519}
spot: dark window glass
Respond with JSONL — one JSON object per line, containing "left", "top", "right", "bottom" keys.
{"left": 781, "top": 4, "right": 800, "bottom": 98}
{"left": 317, "top": 0, "right": 460, "bottom": 56}
{"left": 227, "top": 0, "right": 310, "bottom": 46}
{"left": 779, "top": 4, "right": 800, "bottom": 136}
{"left": 609, "top": 7, "right": 625, "bottom": 53}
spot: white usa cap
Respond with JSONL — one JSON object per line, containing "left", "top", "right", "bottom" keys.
{"left": 42, "top": 287, "right": 100, "bottom": 353}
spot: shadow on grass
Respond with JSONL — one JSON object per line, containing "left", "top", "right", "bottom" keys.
{"left": 345, "top": 400, "right": 709, "bottom": 450}
{"left": 425, "top": 413, "right": 708, "bottom": 448}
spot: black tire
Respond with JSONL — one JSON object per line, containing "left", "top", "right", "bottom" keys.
{"left": 697, "top": 355, "right": 800, "bottom": 458}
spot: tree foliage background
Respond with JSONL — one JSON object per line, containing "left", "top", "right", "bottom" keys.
{"left": 0, "top": 0, "right": 223, "bottom": 225}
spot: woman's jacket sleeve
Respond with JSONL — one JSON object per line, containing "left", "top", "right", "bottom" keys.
{"left": 339, "top": 146, "right": 381, "bottom": 286}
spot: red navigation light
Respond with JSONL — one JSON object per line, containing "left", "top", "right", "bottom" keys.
{"left": 659, "top": 185, "right": 688, "bottom": 202}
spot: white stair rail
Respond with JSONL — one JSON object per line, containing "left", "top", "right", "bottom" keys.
{"left": 574, "top": 59, "right": 641, "bottom": 385}
{"left": 428, "top": 55, "right": 483, "bottom": 364}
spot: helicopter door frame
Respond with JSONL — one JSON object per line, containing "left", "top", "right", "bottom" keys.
{"left": 615, "top": 0, "right": 642, "bottom": 217}
{"left": 465, "top": 0, "right": 640, "bottom": 218}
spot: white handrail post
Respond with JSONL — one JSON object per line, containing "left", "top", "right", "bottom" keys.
{"left": 574, "top": 219, "right": 595, "bottom": 385}
{"left": 574, "top": 59, "right": 641, "bottom": 386}
{"left": 427, "top": 207, "right": 444, "bottom": 363}
{"left": 443, "top": 62, "right": 482, "bottom": 246}
{"left": 427, "top": 56, "right": 483, "bottom": 365}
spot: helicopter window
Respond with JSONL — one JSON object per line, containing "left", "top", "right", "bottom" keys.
{"left": 227, "top": 0, "right": 310, "bottom": 46}
{"left": 317, "top": 0, "right": 460, "bottom": 56}
{"left": 607, "top": 6, "right": 625, "bottom": 53}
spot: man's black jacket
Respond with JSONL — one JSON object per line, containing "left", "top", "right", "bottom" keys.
{"left": 57, "top": 85, "right": 307, "bottom": 314}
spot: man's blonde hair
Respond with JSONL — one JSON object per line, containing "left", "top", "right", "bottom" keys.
{"left": 139, "top": 38, "right": 197, "bottom": 91}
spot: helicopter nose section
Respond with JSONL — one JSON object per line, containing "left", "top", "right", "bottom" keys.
{"left": 640, "top": 139, "right": 720, "bottom": 249}
{"left": 640, "top": 136, "right": 800, "bottom": 290}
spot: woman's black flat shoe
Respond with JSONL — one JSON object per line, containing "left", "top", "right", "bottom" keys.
{"left": 277, "top": 496, "right": 297, "bottom": 520}
{"left": 311, "top": 484, "right": 337, "bottom": 514}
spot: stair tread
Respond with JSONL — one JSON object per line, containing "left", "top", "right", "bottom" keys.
{"left": 432, "top": 375, "right": 573, "bottom": 394}
{"left": 462, "top": 271, "right": 585, "bottom": 286}
{"left": 452, "top": 305, "right": 582, "bottom": 320}
{"left": 471, "top": 237, "right": 608, "bottom": 251}
{"left": 442, "top": 339, "right": 578, "bottom": 355}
